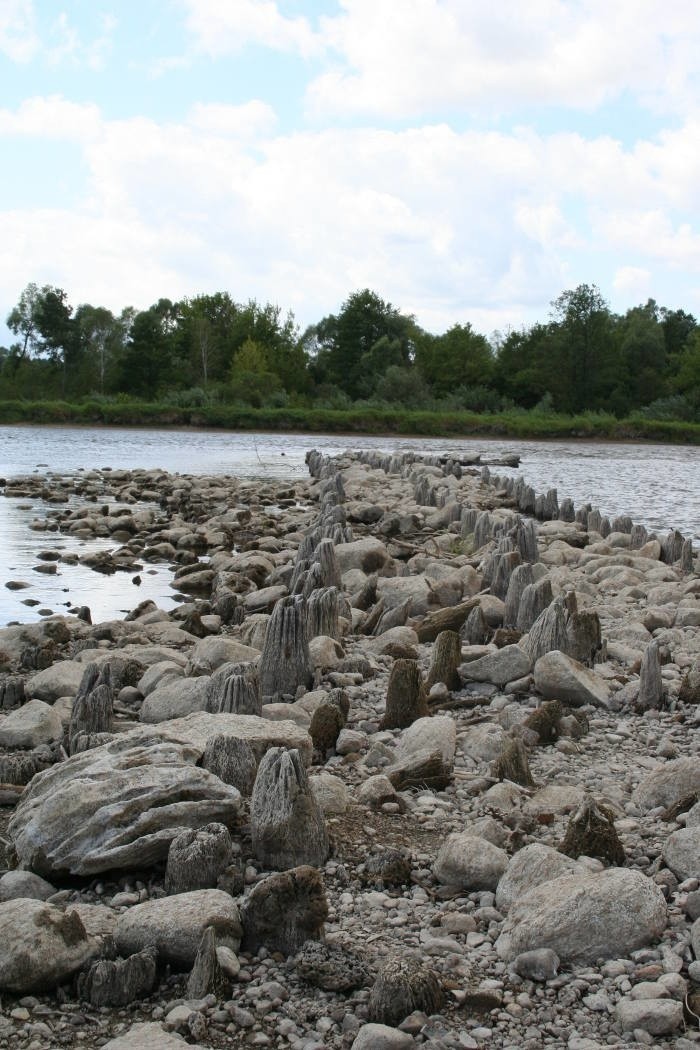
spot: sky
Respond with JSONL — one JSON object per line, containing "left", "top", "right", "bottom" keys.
{"left": 1, "top": 0, "right": 700, "bottom": 346}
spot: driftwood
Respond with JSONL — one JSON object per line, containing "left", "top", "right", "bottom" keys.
{"left": 416, "top": 597, "right": 481, "bottom": 643}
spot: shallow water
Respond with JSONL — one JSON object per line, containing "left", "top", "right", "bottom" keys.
{"left": 1, "top": 425, "right": 698, "bottom": 626}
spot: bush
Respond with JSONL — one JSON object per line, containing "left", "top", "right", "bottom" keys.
{"left": 636, "top": 394, "right": 697, "bottom": 422}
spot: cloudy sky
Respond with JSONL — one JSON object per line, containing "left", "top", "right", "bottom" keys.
{"left": 1, "top": 0, "right": 700, "bottom": 344}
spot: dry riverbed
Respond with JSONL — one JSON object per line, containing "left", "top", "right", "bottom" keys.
{"left": 0, "top": 449, "right": 699, "bottom": 1050}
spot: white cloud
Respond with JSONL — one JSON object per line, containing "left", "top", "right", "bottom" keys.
{"left": 2, "top": 95, "right": 700, "bottom": 334}
{"left": 188, "top": 101, "right": 277, "bottom": 137}
{"left": 306, "top": 0, "right": 700, "bottom": 119}
{"left": 0, "top": 0, "right": 38, "bottom": 61}
{"left": 181, "top": 0, "right": 320, "bottom": 58}
{"left": 0, "top": 95, "right": 102, "bottom": 140}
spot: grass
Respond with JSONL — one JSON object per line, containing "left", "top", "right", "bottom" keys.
{"left": 0, "top": 399, "right": 699, "bottom": 444}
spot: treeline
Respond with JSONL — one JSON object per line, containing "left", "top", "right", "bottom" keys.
{"left": 2, "top": 282, "right": 699, "bottom": 422}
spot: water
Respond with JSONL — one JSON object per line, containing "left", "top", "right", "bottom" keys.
{"left": 1, "top": 425, "right": 698, "bottom": 626}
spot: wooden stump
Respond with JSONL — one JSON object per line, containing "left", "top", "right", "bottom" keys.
{"left": 382, "top": 658, "right": 429, "bottom": 729}
{"left": 187, "top": 926, "right": 230, "bottom": 1000}
{"left": 636, "top": 640, "right": 663, "bottom": 711}
{"left": 241, "top": 865, "right": 328, "bottom": 956}
{"left": 165, "top": 823, "right": 234, "bottom": 895}
{"left": 460, "top": 604, "right": 489, "bottom": 645}
{"left": 258, "top": 595, "right": 312, "bottom": 701}
{"left": 490, "top": 736, "right": 535, "bottom": 787}
{"left": 307, "top": 587, "right": 340, "bottom": 640}
{"left": 503, "top": 564, "right": 535, "bottom": 629}
{"left": 209, "top": 666, "right": 261, "bottom": 716}
{"left": 516, "top": 577, "right": 553, "bottom": 632}
{"left": 524, "top": 700, "right": 563, "bottom": 744}
{"left": 202, "top": 734, "right": 258, "bottom": 796}
{"left": 559, "top": 796, "right": 625, "bottom": 866}
{"left": 250, "top": 747, "right": 329, "bottom": 870}
{"left": 566, "top": 610, "right": 602, "bottom": 666}
{"left": 426, "top": 631, "right": 461, "bottom": 691}
{"left": 368, "top": 957, "right": 444, "bottom": 1027}
{"left": 522, "top": 596, "right": 568, "bottom": 663}
{"left": 76, "top": 948, "right": 156, "bottom": 1007}
{"left": 68, "top": 663, "right": 114, "bottom": 754}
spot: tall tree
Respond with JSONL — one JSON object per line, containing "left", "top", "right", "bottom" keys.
{"left": 550, "top": 284, "right": 618, "bottom": 412}
{"left": 415, "top": 322, "right": 493, "bottom": 397}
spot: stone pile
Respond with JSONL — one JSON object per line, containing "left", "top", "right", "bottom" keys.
{"left": 0, "top": 447, "right": 698, "bottom": 1049}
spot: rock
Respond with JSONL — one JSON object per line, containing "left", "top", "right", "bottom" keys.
{"left": 241, "top": 865, "right": 328, "bottom": 955}
{"left": 679, "top": 659, "right": 700, "bottom": 704}
{"left": 28, "top": 660, "right": 84, "bottom": 702}
{"left": 396, "top": 715, "right": 456, "bottom": 766}
{"left": 187, "top": 636, "right": 260, "bottom": 675}
{"left": 633, "top": 757, "right": 700, "bottom": 812}
{"left": 512, "top": 948, "right": 560, "bottom": 981}
{"left": 462, "top": 723, "right": 508, "bottom": 762}
{"left": 368, "top": 956, "right": 444, "bottom": 1027}
{"left": 250, "top": 747, "right": 329, "bottom": 870}
{"left": 0, "top": 698, "right": 63, "bottom": 748}
{"left": 663, "top": 825, "right": 700, "bottom": 881}
{"left": 496, "top": 868, "right": 667, "bottom": 964}
{"left": 165, "top": 823, "right": 233, "bottom": 895}
{"left": 534, "top": 651, "right": 611, "bottom": 708}
{"left": 134, "top": 711, "right": 313, "bottom": 765}
{"left": 76, "top": 948, "right": 157, "bottom": 1006}
{"left": 114, "top": 889, "right": 241, "bottom": 969}
{"left": 186, "top": 925, "right": 230, "bottom": 999}
{"left": 335, "top": 537, "right": 391, "bottom": 574}
{"left": 433, "top": 832, "right": 508, "bottom": 890}
{"left": 295, "top": 940, "right": 371, "bottom": 991}
{"left": 616, "top": 998, "right": 683, "bottom": 1035}
{"left": 139, "top": 675, "right": 212, "bottom": 723}
{"left": 309, "top": 771, "right": 349, "bottom": 814}
{"left": 351, "top": 1024, "right": 415, "bottom": 1050}
{"left": 101, "top": 1022, "right": 194, "bottom": 1049}
{"left": 0, "top": 898, "right": 97, "bottom": 992}
{"left": 496, "top": 843, "right": 583, "bottom": 913}
{"left": 459, "top": 645, "right": 531, "bottom": 687}
{"left": 9, "top": 733, "right": 242, "bottom": 877}
{"left": 0, "top": 870, "right": 56, "bottom": 902}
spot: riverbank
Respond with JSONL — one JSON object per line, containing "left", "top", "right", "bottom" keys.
{"left": 0, "top": 449, "right": 698, "bottom": 1048}
{"left": 1, "top": 399, "right": 699, "bottom": 445}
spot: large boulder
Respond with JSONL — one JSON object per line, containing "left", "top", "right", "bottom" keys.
{"left": 139, "top": 676, "right": 211, "bottom": 723}
{"left": 495, "top": 843, "right": 584, "bottom": 913}
{"left": 187, "top": 637, "right": 260, "bottom": 676}
{"left": 0, "top": 899, "right": 97, "bottom": 992}
{"left": 495, "top": 868, "right": 666, "bottom": 964}
{"left": 146, "top": 711, "right": 313, "bottom": 765}
{"left": 663, "top": 825, "right": 700, "bottom": 881}
{"left": 334, "top": 538, "right": 390, "bottom": 575}
{"left": 114, "top": 890, "right": 241, "bottom": 969}
{"left": 534, "top": 651, "right": 611, "bottom": 708}
{"left": 9, "top": 734, "right": 242, "bottom": 878}
{"left": 396, "top": 715, "right": 456, "bottom": 766}
{"left": 433, "top": 833, "right": 508, "bottom": 890}
{"left": 28, "top": 660, "right": 85, "bottom": 702}
{"left": 633, "top": 757, "right": 700, "bottom": 812}
{"left": 459, "top": 645, "right": 532, "bottom": 687}
{"left": 0, "top": 698, "right": 63, "bottom": 748}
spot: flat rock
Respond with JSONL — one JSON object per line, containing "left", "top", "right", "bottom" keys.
{"left": 0, "top": 698, "right": 63, "bottom": 748}
{"left": 102, "top": 1022, "right": 196, "bottom": 1049}
{"left": 351, "top": 1024, "right": 415, "bottom": 1050}
{"left": 459, "top": 644, "right": 531, "bottom": 687}
{"left": 142, "top": 711, "right": 313, "bottom": 765}
{"left": 534, "top": 650, "right": 611, "bottom": 708}
{"left": 616, "top": 998, "right": 683, "bottom": 1035}
{"left": 114, "top": 889, "right": 241, "bottom": 969}
{"left": 335, "top": 538, "right": 391, "bottom": 575}
{"left": 496, "top": 868, "right": 666, "bottom": 964}
{"left": 187, "top": 636, "right": 260, "bottom": 676}
{"left": 0, "top": 899, "right": 97, "bottom": 992}
{"left": 0, "top": 870, "right": 56, "bottom": 902}
{"left": 9, "top": 733, "right": 242, "bottom": 877}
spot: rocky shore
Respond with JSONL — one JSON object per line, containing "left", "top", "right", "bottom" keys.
{"left": 0, "top": 448, "right": 699, "bottom": 1050}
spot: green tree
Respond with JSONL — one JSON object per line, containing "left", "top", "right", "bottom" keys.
{"left": 617, "top": 300, "right": 666, "bottom": 410}
{"left": 550, "top": 284, "right": 619, "bottom": 412}
{"left": 415, "top": 322, "right": 493, "bottom": 397}
{"left": 229, "top": 337, "right": 283, "bottom": 406}
{"left": 74, "top": 304, "right": 128, "bottom": 395}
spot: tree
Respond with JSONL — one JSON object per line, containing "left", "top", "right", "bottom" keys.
{"left": 117, "top": 306, "right": 171, "bottom": 398}
{"left": 550, "top": 284, "right": 618, "bottom": 412}
{"left": 6, "top": 283, "right": 42, "bottom": 359}
{"left": 308, "top": 290, "right": 416, "bottom": 399}
{"left": 229, "top": 337, "right": 283, "bottom": 406}
{"left": 74, "top": 304, "right": 127, "bottom": 395}
{"left": 415, "top": 323, "right": 493, "bottom": 397}
{"left": 617, "top": 300, "right": 666, "bottom": 409}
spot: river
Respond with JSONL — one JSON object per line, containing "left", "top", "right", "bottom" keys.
{"left": 1, "top": 425, "right": 698, "bottom": 626}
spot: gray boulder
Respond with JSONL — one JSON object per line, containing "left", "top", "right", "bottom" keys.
{"left": 534, "top": 651, "right": 611, "bottom": 708}
{"left": 0, "top": 899, "right": 97, "bottom": 992}
{"left": 433, "top": 832, "right": 508, "bottom": 890}
{"left": 0, "top": 698, "right": 63, "bottom": 748}
{"left": 187, "top": 636, "right": 260, "bottom": 676}
{"left": 28, "top": 660, "right": 84, "bottom": 702}
{"left": 0, "top": 870, "right": 56, "bottom": 902}
{"left": 9, "top": 734, "right": 242, "bottom": 877}
{"left": 495, "top": 843, "right": 584, "bottom": 913}
{"left": 139, "top": 675, "right": 212, "bottom": 723}
{"left": 459, "top": 645, "right": 531, "bottom": 687}
{"left": 633, "top": 757, "right": 700, "bottom": 812}
{"left": 663, "top": 825, "right": 700, "bottom": 881}
{"left": 496, "top": 868, "right": 666, "bottom": 964}
{"left": 114, "top": 889, "right": 241, "bottom": 968}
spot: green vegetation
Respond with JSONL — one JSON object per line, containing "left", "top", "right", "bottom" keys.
{"left": 2, "top": 282, "right": 700, "bottom": 439}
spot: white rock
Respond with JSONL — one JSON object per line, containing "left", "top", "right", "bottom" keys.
{"left": 309, "top": 772, "right": 350, "bottom": 814}
{"left": 397, "top": 715, "right": 456, "bottom": 765}
{"left": 534, "top": 651, "right": 611, "bottom": 708}
{"left": 495, "top": 843, "right": 584, "bottom": 913}
{"left": 633, "top": 757, "right": 700, "bottom": 812}
{"left": 0, "top": 699, "right": 63, "bottom": 748}
{"left": 28, "top": 661, "right": 85, "bottom": 702}
{"left": 101, "top": 1022, "right": 194, "bottom": 1049}
{"left": 461, "top": 723, "right": 507, "bottom": 762}
{"left": 186, "top": 636, "right": 259, "bottom": 676}
{"left": 460, "top": 645, "right": 532, "bottom": 687}
{"left": 495, "top": 868, "right": 667, "bottom": 964}
{"left": 114, "top": 889, "right": 241, "bottom": 968}
{"left": 433, "top": 832, "right": 508, "bottom": 890}
{"left": 0, "top": 899, "right": 97, "bottom": 992}
{"left": 616, "top": 998, "right": 683, "bottom": 1035}
{"left": 139, "top": 675, "right": 211, "bottom": 723}
{"left": 663, "top": 825, "right": 700, "bottom": 881}
{"left": 351, "top": 1023, "right": 415, "bottom": 1050}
